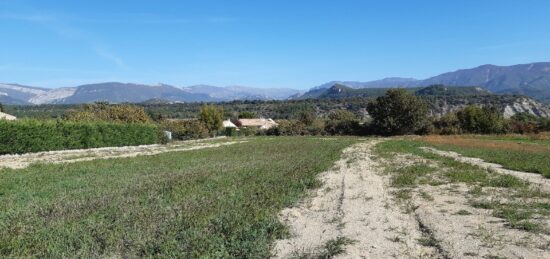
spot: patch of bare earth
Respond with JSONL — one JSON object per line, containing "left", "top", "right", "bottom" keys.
{"left": 382, "top": 151, "right": 550, "bottom": 258}
{"left": 273, "top": 140, "right": 550, "bottom": 258}
{"left": 0, "top": 138, "right": 245, "bottom": 169}
{"left": 272, "top": 141, "right": 439, "bottom": 258}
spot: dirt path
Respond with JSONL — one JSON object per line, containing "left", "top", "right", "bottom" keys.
{"left": 0, "top": 138, "right": 245, "bottom": 169}
{"left": 421, "top": 147, "right": 550, "bottom": 192}
{"left": 272, "top": 141, "right": 439, "bottom": 258}
{"left": 273, "top": 140, "right": 550, "bottom": 258}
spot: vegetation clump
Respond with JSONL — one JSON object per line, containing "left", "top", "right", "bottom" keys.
{"left": 367, "top": 89, "right": 429, "bottom": 135}
{"left": 67, "top": 102, "right": 153, "bottom": 124}
{"left": 0, "top": 119, "right": 160, "bottom": 154}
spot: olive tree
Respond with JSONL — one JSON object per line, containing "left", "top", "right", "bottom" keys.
{"left": 366, "top": 89, "right": 428, "bottom": 135}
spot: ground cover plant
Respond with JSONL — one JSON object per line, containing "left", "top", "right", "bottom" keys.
{"left": 0, "top": 137, "right": 359, "bottom": 258}
{"left": 418, "top": 134, "right": 550, "bottom": 178}
{"left": 374, "top": 139, "right": 550, "bottom": 235}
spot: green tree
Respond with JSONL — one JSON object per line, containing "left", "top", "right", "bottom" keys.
{"left": 238, "top": 111, "right": 256, "bottom": 119}
{"left": 199, "top": 105, "right": 224, "bottom": 135}
{"left": 456, "top": 105, "right": 506, "bottom": 134}
{"left": 432, "top": 113, "right": 461, "bottom": 135}
{"left": 325, "top": 110, "right": 361, "bottom": 135}
{"left": 509, "top": 112, "right": 539, "bottom": 134}
{"left": 366, "top": 89, "right": 428, "bottom": 135}
{"left": 294, "top": 109, "right": 316, "bottom": 126}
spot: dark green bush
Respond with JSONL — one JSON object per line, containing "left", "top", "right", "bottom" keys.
{"left": 325, "top": 110, "right": 361, "bottom": 135}
{"left": 0, "top": 120, "right": 161, "bottom": 154}
{"left": 456, "top": 105, "right": 506, "bottom": 134}
{"left": 225, "top": 127, "right": 237, "bottom": 137}
{"left": 160, "top": 120, "right": 209, "bottom": 140}
{"left": 432, "top": 113, "right": 462, "bottom": 135}
{"left": 367, "top": 89, "right": 429, "bottom": 135}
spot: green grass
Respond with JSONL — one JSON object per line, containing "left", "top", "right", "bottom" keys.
{"left": 420, "top": 136, "right": 550, "bottom": 178}
{"left": 474, "top": 134, "right": 550, "bottom": 146}
{"left": 375, "top": 140, "right": 529, "bottom": 188}
{"left": 375, "top": 139, "right": 549, "bottom": 234}
{"left": 0, "top": 137, "right": 359, "bottom": 258}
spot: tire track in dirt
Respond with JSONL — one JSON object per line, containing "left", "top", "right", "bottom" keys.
{"left": 272, "top": 140, "right": 440, "bottom": 258}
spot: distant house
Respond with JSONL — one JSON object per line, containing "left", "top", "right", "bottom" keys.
{"left": 223, "top": 119, "right": 237, "bottom": 128}
{"left": 0, "top": 112, "right": 16, "bottom": 121}
{"left": 238, "top": 118, "right": 278, "bottom": 130}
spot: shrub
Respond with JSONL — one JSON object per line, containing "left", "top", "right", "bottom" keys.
{"left": 0, "top": 120, "right": 161, "bottom": 155}
{"left": 160, "top": 120, "right": 209, "bottom": 140}
{"left": 294, "top": 109, "right": 316, "bottom": 126}
{"left": 198, "top": 105, "right": 224, "bottom": 135}
{"left": 239, "top": 127, "right": 260, "bottom": 136}
{"left": 456, "top": 105, "right": 506, "bottom": 134}
{"left": 67, "top": 102, "right": 153, "bottom": 123}
{"left": 325, "top": 110, "right": 361, "bottom": 135}
{"left": 307, "top": 119, "right": 326, "bottom": 135}
{"left": 508, "top": 112, "right": 540, "bottom": 134}
{"left": 266, "top": 120, "right": 307, "bottom": 136}
{"left": 225, "top": 127, "right": 237, "bottom": 137}
{"left": 238, "top": 111, "right": 256, "bottom": 119}
{"left": 367, "top": 89, "right": 429, "bottom": 135}
{"left": 432, "top": 113, "right": 462, "bottom": 135}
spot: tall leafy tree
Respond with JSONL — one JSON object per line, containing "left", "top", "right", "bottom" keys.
{"left": 199, "top": 105, "right": 224, "bottom": 134}
{"left": 367, "top": 89, "right": 428, "bottom": 135}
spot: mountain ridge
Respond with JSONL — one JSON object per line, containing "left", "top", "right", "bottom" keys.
{"left": 1, "top": 62, "right": 550, "bottom": 104}
{"left": 307, "top": 62, "right": 550, "bottom": 102}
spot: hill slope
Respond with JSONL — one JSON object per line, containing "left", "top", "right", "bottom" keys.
{"left": 60, "top": 83, "right": 210, "bottom": 104}
{"left": 310, "top": 62, "right": 550, "bottom": 102}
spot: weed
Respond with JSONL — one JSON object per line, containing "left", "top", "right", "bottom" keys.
{"left": 293, "top": 236, "right": 355, "bottom": 259}
{"left": 454, "top": 209, "right": 473, "bottom": 215}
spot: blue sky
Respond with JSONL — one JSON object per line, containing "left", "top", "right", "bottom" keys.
{"left": 1, "top": 0, "right": 549, "bottom": 89}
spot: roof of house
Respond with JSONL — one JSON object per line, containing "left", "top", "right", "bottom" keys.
{"left": 238, "top": 118, "right": 278, "bottom": 129}
{"left": 223, "top": 119, "right": 237, "bottom": 128}
{"left": 0, "top": 112, "right": 16, "bottom": 121}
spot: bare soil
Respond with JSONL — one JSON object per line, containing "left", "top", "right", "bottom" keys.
{"left": 272, "top": 140, "right": 550, "bottom": 258}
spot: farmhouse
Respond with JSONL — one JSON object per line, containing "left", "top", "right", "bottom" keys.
{"left": 0, "top": 111, "right": 16, "bottom": 121}
{"left": 238, "top": 118, "right": 278, "bottom": 130}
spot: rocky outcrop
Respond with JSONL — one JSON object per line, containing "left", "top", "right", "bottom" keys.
{"left": 424, "top": 96, "right": 550, "bottom": 118}
{"left": 502, "top": 97, "right": 550, "bottom": 118}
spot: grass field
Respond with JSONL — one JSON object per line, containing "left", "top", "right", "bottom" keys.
{"left": 0, "top": 137, "right": 359, "bottom": 258}
{"left": 417, "top": 134, "right": 550, "bottom": 178}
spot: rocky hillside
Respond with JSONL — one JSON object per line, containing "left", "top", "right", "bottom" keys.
{"left": 299, "top": 84, "right": 550, "bottom": 118}
{"left": 0, "top": 82, "right": 301, "bottom": 104}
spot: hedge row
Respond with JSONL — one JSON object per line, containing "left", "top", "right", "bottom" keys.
{"left": 0, "top": 120, "right": 161, "bottom": 155}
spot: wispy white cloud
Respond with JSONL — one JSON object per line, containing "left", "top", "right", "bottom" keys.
{"left": 0, "top": 6, "right": 128, "bottom": 69}
{"left": 93, "top": 46, "right": 127, "bottom": 69}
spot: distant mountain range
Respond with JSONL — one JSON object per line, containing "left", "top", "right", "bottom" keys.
{"left": 303, "top": 62, "right": 550, "bottom": 102}
{"left": 0, "top": 83, "right": 302, "bottom": 105}
{"left": 296, "top": 84, "right": 492, "bottom": 100}
{"left": 1, "top": 62, "right": 550, "bottom": 105}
